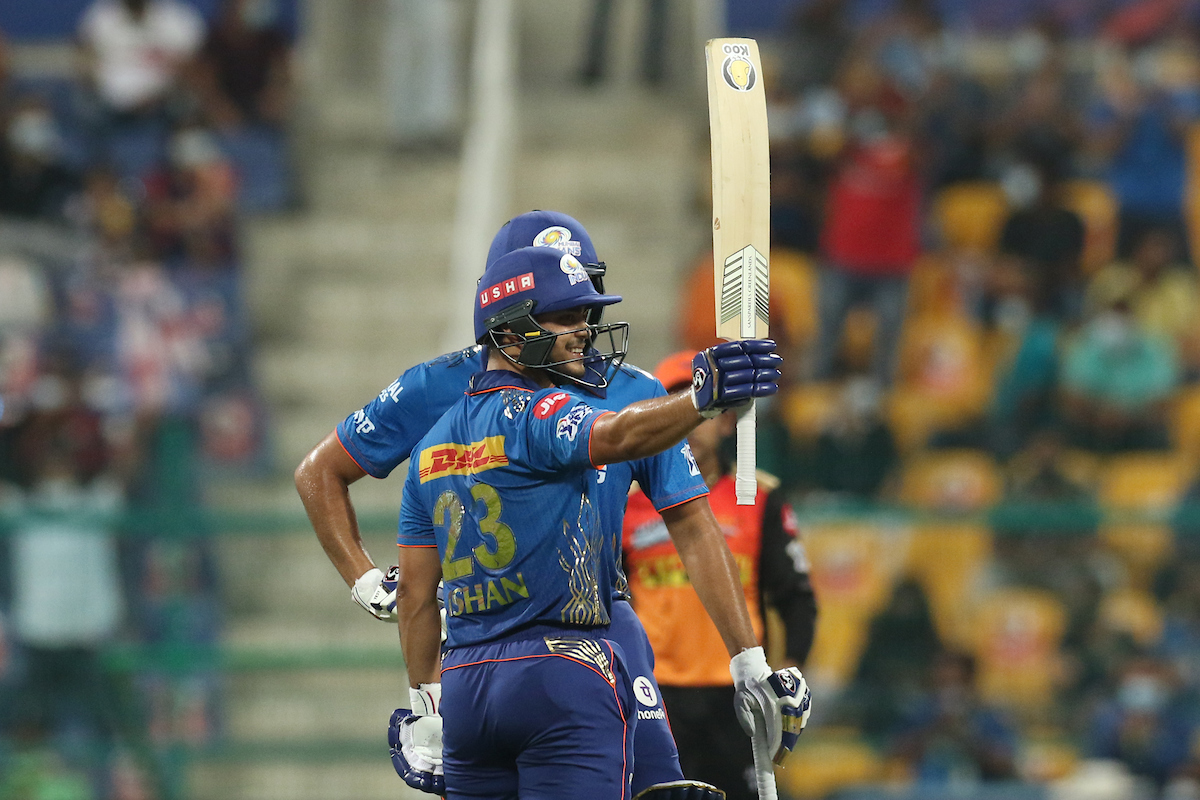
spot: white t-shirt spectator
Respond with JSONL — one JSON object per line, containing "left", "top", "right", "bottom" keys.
{"left": 80, "top": 0, "right": 206, "bottom": 111}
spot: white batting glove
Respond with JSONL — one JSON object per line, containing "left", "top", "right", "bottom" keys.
{"left": 389, "top": 684, "right": 444, "bottom": 794}
{"left": 351, "top": 566, "right": 398, "bottom": 622}
{"left": 730, "top": 646, "right": 812, "bottom": 765}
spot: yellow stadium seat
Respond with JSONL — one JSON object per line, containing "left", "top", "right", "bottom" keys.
{"left": 895, "top": 312, "right": 993, "bottom": 424}
{"left": 886, "top": 387, "right": 941, "bottom": 452}
{"left": 898, "top": 449, "right": 1003, "bottom": 512}
{"left": 932, "top": 182, "right": 1010, "bottom": 253}
{"left": 1171, "top": 386, "right": 1200, "bottom": 458}
{"left": 779, "top": 383, "right": 839, "bottom": 442}
{"left": 1020, "top": 735, "right": 1080, "bottom": 783}
{"left": 1097, "top": 453, "right": 1193, "bottom": 514}
{"left": 1099, "top": 524, "right": 1175, "bottom": 590}
{"left": 1061, "top": 180, "right": 1118, "bottom": 274}
{"left": 1097, "top": 586, "right": 1165, "bottom": 648}
{"left": 906, "top": 254, "right": 960, "bottom": 318}
{"left": 905, "top": 524, "right": 994, "bottom": 648}
{"left": 776, "top": 730, "right": 884, "bottom": 800}
{"left": 972, "top": 588, "right": 1067, "bottom": 711}
{"left": 804, "top": 523, "right": 908, "bottom": 687}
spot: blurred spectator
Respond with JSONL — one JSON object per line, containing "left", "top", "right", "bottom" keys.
{"left": 780, "top": 0, "right": 854, "bottom": 93}
{"left": 890, "top": 649, "right": 1019, "bottom": 784}
{"left": 142, "top": 124, "right": 237, "bottom": 264}
{"left": 843, "top": 578, "right": 944, "bottom": 741}
{"left": 0, "top": 98, "right": 83, "bottom": 220}
{"left": 5, "top": 371, "right": 124, "bottom": 753}
{"left": 1086, "top": 48, "right": 1200, "bottom": 259}
{"left": 1059, "top": 287, "right": 1178, "bottom": 452}
{"left": 78, "top": 0, "right": 205, "bottom": 117}
{"left": 1086, "top": 227, "right": 1200, "bottom": 372}
{"left": 812, "top": 58, "right": 923, "bottom": 384}
{"left": 993, "top": 160, "right": 1086, "bottom": 322}
{"left": 193, "top": 0, "right": 292, "bottom": 129}
{"left": 1086, "top": 656, "right": 1196, "bottom": 789}
{"left": 808, "top": 376, "right": 898, "bottom": 496}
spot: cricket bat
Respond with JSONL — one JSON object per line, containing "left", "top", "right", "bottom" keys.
{"left": 706, "top": 38, "right": 770, "bottom": 509}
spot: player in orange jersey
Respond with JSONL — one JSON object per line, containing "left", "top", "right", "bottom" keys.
{"left": 622, "top": 351, "right": 819, "bottom": 800}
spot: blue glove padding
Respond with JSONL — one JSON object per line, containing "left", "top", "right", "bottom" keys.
{"left": 389, "top": 707, "right": 445, "bottom": 795}
{"left": 691, "top": 340, "right": 782, "bottom": 417}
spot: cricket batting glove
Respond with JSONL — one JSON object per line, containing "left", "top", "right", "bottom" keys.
{"left": 729, "top": 646, "right": 812, "bottom": 765}
{"left": 352, "top": 566, "right": 398, "bottom": 622}
{"left": 389, "top": 684, "right": 444, "bottom": 795}
{"left": 691, "top": 340, "right": 782, "bottom": 419}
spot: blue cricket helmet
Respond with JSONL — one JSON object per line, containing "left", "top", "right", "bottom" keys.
{"left": 475, "top": 246, "right": 627, "bottom": 389}
{"left": 486, "top": 210, "right": 600, "bottom": 270}
{"left": 475, "top": 246, "right": 621, "bottom": 342}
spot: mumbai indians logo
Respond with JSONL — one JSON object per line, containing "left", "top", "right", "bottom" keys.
{"left": 560, "top": 254, "right": 590, "bottom": 286}
{"left": 534, "top": 226, "right": 583, "bottom": 257}
{"left": 721, "top": 43, "right": 756, "bottom": 92}
{"left": 418, "top": 436, "right": 508, "bottom": 483}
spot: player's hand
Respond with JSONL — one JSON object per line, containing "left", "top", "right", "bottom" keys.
{"left": 730, "top": 646, "right": 812, "bottom": 765}
{"left": 691, "top": 340, "right": 782, "bottom": 419}
{"left": 352, "top": 566, "right": 398, "bottom": 622}
{"left": 389, "top": 684, "right": 444, "bottom": 794}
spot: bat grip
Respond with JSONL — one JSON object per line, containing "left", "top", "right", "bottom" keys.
{"left": 750, "top": 722, "right": 779, "bottom": 800}
{"left": 735, "top": 400, "right": 756, "bottom": 505}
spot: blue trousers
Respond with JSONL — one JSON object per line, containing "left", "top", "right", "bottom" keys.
{"left": 442, "top": 627, "right": 636, "bottom": 800}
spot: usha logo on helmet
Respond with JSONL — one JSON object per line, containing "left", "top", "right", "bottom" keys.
{"left": 479, "top": 272, "right": 535, "bottom": 308}
{"left": 533, "top": 225, "right": 583, "bottom": 257}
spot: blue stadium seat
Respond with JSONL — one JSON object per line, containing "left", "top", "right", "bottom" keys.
{"left": 217, "top": 126, "right": 292, "bottom": 213}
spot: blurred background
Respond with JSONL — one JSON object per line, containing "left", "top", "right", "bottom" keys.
{"left": 5, "top": 0, "right": 1200, "bottom": 798}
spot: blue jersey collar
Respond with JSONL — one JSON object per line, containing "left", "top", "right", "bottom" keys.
{"left": 468, "top": 369, "right": 543, "bottom": 395}
{"left": 468, "top": 367, "right": 608, "bottom": 399}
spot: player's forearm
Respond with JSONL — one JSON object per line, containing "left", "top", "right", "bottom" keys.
{"left": 662, "top": 499, "right": 758, "bottom": 656}
{"left": 395, "top": 548, "right": 444, "bottom": 686}
{"left": 294, "top": 432, "right": 374, "bottom": 586}
{"left": 590, "top": 392, "right": 702, "bottom": 465}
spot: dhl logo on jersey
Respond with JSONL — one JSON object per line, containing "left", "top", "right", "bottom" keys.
{"left": 418, "top": 436, "right": 508, "bottom": 483}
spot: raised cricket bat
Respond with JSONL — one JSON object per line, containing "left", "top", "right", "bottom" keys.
{"left": 706, "top": 38, "right": 770, "bottom": 509}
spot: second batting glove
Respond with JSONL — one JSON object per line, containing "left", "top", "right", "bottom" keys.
{"left": 389, "top": 684, "right": 444, "bottom": 795}
{"left": 691, "top": 339, "right": 782, "bottom": 418}
{"left": 352, "top": 566, "right": 398, "bottom": 622}
{"left": 730, "top": 646, "right": 812, "bottom": 765}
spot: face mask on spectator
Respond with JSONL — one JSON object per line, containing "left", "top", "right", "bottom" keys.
{"left": 241, "top": 0, "right": 278, "bottom": 29}
{"left": 7, "top": 110, "right": 61, "bottom": 160}
{"left": 1118, "top": 675, "right": 1167, "bottom": 713}
{"left": 170, "top": 129, "right": 223, "bottom": 169}
{"left": 1091, "top": 310, "right": 1136, "bottom": 353}
{"left": 1001, "top": 163, "right": 1041, "bottom": 210}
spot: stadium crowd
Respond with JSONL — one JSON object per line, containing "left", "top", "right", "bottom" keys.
{"left": 0, "top": 0, "right": 290, "bottom": 797}
{"left": 676, "top": 1, "right": 1200, "bottom": 797}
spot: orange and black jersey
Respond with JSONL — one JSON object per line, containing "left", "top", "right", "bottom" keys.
{"left": 621, "top": 473, "right": 817, "bottom": 687}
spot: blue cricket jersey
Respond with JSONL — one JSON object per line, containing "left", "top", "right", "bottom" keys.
{"left": 336, "top": 346, "right": 709, "bottom": 600}
{"left": 399, "top": 370, "right": 623, "bottom": 648}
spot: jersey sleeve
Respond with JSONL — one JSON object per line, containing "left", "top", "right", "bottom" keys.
{"left": 397, "top": 461, "right": 436, "bottom": 548}
{"left": 759, "top": 489, "right": 818, "bottom": 666}
{"left": 336, "top": 365, "right": 434, "bottom": 478}
{"left": 620, "top": 374, "right": 710, "bottom": 510}
{"left": 522, "top": 390, "right": 612, "bottom": 473}
{"left": 632, "top": 443, "right": 709, "bottom": 511}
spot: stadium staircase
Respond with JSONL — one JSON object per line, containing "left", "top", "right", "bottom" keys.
{"left": 193, "top": 4, "right": 710, "bottom": 797}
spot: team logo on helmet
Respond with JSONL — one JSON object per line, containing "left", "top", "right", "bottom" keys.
{"left": 534, "top": 226, "right": 583, "bottom": 257}
{"left": 560, "top": 254, "right": 590, "bottom": 286}
{"left": 720, "top": 43, "right": 757, "bottom": 92}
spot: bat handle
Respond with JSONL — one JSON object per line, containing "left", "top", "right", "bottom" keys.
{"left": 750, "top": 722, "right": 779, "bottom": 800}
{"left": 735, "top": 399, "right": 756, "bottom": 505}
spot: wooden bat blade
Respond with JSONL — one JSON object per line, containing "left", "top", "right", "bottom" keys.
{"left": 707, "top": 37, "right": 770, "bottom": 506}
